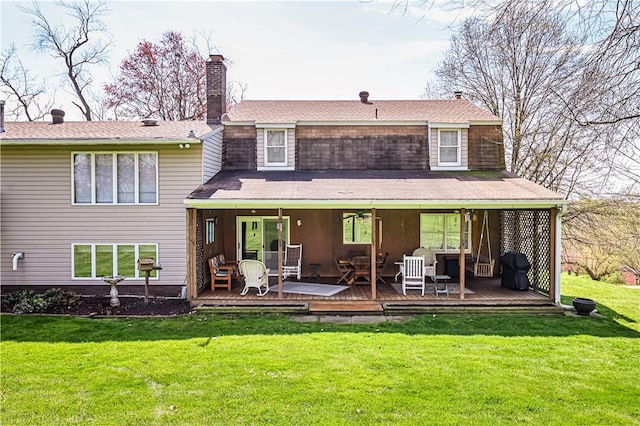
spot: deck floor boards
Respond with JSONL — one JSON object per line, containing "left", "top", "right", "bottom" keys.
{"left": 193, "top": 276, "right": 550, "bottom": 306}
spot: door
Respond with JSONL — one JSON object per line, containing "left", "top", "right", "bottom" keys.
{"left": 237, "top": 216, "right": 289, "bottom": 275}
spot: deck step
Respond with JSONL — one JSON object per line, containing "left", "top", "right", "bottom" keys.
{"left": 383, "top": 303, "right": 564, "bottom": 315}
{"left": 195, "top": 302, "right": 308, "bottom": 314}
{"left": 309, "top": 301, "right": 384, "bottom": 315}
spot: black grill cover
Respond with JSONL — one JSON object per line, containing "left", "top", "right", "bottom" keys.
{"left": 499, "top": 252, "right": 531, "bottom": 290}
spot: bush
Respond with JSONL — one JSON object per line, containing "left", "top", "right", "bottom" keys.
{"left": 1, "top": 289, "right": 80, "bottom": 314}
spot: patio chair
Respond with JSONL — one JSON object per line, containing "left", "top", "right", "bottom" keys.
{"left": 376, "top": 252, "right": 389, "bottom": 284}
{"left": 413, "top": 247, "right": 438, "bottom": 277}
{"left": 402, "top": 255, "right": 426, "bottom": 296}
{"left": 351, "top": 255, "right": 371, "bottom": 284}
{"left": 238, "top": 259, "right": 270, "bottom": 296}
{"left": 335, "top": 257, "right": 354, "bottom": 284}
{"left": 282, "top": 244, "right": 303, "bottom": 280}
{"left": 208, "top": 257, "right": 232, "bottom": 291}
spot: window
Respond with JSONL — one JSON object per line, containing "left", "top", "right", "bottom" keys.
{"left": 72, "top": 152, "right": 158, "bottom": 204}
{"left": 72, "top": 243, "right": 159, "bottom": 279}
{"left": 206, "top": 218, "right": 216, "bottom": 244}
{"left": 438, "top": 130, "right": 461, "bottom": 166}
{"left": 420, "top": 214, "right": 471, "bottom": 252}
{"left": 265, "top": 130, "right": 287, "bottom": 166}
{"left": 343, "top": 213, "right": 372, "bottom": 244}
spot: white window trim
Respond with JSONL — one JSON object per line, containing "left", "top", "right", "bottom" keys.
{"left": 437, "top": 129, "right": 461, "bottom": 167}
{"left": 71, "top": 243, "right": 159, "bottom": 280}
{"left": 71, "top": 151, "right": 159, "bottom": 205}
{"left": 263, "top": 129, "right": 288, "bottom": 167}
{"left": 420, "top": 213, "right": 471, "bottom": 253}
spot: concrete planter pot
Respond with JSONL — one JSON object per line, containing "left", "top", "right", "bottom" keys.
{"left": 572, "top": 297, "right": 596, "bottom": 316}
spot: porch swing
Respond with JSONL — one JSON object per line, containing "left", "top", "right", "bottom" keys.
{"left": 473, "top": 211, "right": 495, "bottom": 277}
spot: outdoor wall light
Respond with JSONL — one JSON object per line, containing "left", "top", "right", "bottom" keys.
{"left": 296, "top": 219, "right": 302, "bottom": 227}
{"left": 179, "top": 143, "right": 191, "bottom": 149}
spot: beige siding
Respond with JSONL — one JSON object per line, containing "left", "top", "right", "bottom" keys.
{"left": 0, "top": 144, "right": 202, "bottom": 289}
{"left": 429, "top": 127, "right": 468, "bottom": 169}
{"left": 203, "top": 130, "right": 223, "bottom": 182}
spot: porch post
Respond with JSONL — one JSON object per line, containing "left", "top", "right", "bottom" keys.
{"left": 371, "top": 208, "right": 377, "bottom": 300}
{"left": 186, "top": 207, "right": 198, "bottom": 300}
{"left": 549, "top": 207, "right": 557, "bottom": 302}
{"left": 459, "top": 208, "right": 467, "bottom": 300}
{"left": 278, "top": 207, "right": 283, "bottom": 298}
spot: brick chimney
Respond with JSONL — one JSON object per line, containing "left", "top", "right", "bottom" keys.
{"left": 206, "top": 54, "right": 227, "bottom": 124}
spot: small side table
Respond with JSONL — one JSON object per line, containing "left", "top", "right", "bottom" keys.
{"left": 431, "top": 274, "right": 451, "bottom": 296}
{"left": 309, "top": 263, "right": 321, "bottom": 281}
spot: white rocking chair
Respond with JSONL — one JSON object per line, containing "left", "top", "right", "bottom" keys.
{"left": 238, "top": 260, "right": 270, "bottom": 296}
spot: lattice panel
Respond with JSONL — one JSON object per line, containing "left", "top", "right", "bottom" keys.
{"left": 500, "top": 210, "right": 551, "bottom": 295}
{"left": 196, "top": 212, "right": 205, "bottom": 291}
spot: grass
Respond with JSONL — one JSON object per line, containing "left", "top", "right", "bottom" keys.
{"left": 1, "top": 274, "right": 639, "bottom": 425}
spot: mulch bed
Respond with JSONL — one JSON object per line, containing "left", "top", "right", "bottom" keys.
{"left": 1, "top": 297, "right": 194, "bottom": 317}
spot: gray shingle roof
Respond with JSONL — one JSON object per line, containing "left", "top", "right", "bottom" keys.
{"left": 0, "top": 121, "right": 218, "bottom": 141}
{"left": 225, "top": 100, "right": 501, "bottom": 123}
{"left": 186, "top": 170, "right": 565, "bottom": 208}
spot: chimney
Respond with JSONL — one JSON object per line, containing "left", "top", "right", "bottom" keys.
{"left": 0, "top": 100, "right": 5, "bottom": 133}
{"left": 359, "top": 91, "right": 372, "bottom": 104}
{"left": 51, "top": 109, "right": 65, "bottom": 124}
{"left": 206, "top": 54, "right": 227, "bottom": 124}
{"left": 454, "top": 91, "right": 463, "bottom": 99}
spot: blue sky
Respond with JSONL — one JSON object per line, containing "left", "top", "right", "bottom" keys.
{"left": 1, "top": 1, "right": 463, "bottom": 119}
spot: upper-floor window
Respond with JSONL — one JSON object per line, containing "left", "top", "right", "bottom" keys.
{"left": 72, "top": 152, "right": 158, "bottom": 204}
{"left": 420, "top": 213, "right": 471, "bottom": 253}
{"left": 265, "top": 130, "right": 287, "bottom": 166}
{"left": 438, "top": 130, "right": 461, "bottom": 166}
{"left": 72, "top": 243, "right": 158, "bottom": 279}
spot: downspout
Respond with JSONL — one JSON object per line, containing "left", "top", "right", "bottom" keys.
{"left": 554, "top": 204, "right": 569, "bottom": 304}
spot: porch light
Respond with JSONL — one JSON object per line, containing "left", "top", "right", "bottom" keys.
{"left": 296, "top": 219, "right": 302, "bottom": 227}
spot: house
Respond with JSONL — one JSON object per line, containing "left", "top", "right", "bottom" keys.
{"left": 0, "top": 102, "right": 219, "bottom": 297}
{"left": 1, "top": 54, "right": 566, "bottom": 311}
{"left": 184, "top": 56, "right": 567, "bottom": 308}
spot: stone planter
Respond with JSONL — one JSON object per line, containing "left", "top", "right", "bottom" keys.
{"left": 572, "top": 297, "right": 596, "bottom": 316}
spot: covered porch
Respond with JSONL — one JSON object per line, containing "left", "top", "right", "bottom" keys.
{"left": 184, "top": 170, "right": 566, "bottom": 309}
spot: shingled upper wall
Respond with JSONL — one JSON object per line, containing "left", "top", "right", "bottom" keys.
{"left": 222, "top": 125, "right": 257, "bottom": 170}
{"left": 296, "top": 125, "right": 429, "bottom": 170}
{"left": 468, "top": 125, "right": 505, "bottom": 170}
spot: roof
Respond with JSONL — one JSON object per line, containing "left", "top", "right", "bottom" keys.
{"left": 224, "top": 100, "right": 501, "bottom": 124}
{"left": 0, "top": 121, "right": 219, "bottom": 143}
{"left": 185, "top": 170, "right": 565, "bottom": 209}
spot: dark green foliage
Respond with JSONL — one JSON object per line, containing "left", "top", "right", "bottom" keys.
{"left": 2, "top": 289, "right": 79, "bottom": 314}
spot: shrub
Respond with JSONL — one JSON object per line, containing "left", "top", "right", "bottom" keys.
{"left": 2, "top": 289, "right": 80, "bottom": 314}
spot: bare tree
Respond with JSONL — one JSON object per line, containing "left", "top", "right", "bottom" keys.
{"left": 0, "top": 44, "right": 54, "bottom": 121}
{"left": 431, "top": 2, "right": 617, "bottom": 196}
{"left": 21, "top": 0, "right": 112, "bottom": 121}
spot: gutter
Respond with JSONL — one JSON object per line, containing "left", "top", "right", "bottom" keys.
{"left": 183, "top": 198, "right": 567, "bottom": 210}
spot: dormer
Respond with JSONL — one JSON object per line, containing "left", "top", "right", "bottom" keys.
{"left": 256, "top": 124, "right": 295, "bottom": 171}
{"left": 428, "top": 123, "right": 469, "bottom": 171}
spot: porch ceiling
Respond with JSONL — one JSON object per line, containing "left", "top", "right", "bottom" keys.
{"left": 184, "top": 170, "right": 566, "bottom": 209}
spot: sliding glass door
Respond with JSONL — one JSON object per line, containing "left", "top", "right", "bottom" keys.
{"left": 237, "top": 216, "right": 289, "bottom": 275}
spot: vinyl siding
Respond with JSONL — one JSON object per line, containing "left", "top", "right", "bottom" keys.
{"left": 203, "top": 129, "right": 223, "bottom": 182}
{"left": 0, "top": 144, "right": 202, "bottom": 288}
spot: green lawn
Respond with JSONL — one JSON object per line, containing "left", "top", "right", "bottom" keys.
{"left": 1, "top": 274, "right": 639, "bottom": 425}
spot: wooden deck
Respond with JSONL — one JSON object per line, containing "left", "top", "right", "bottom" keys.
{"left": 192, "top": 275, "right": 553, "bottom": 313}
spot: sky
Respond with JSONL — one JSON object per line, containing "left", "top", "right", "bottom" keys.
{"left": 0, "top": 0, "right": 466, "bottom": 121}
